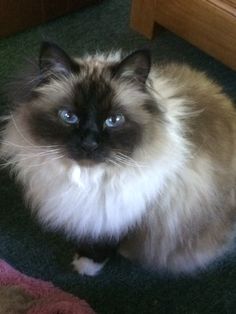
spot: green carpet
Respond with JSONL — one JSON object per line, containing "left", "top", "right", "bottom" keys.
{"left": 0, "top": 1, "right": 236, "bottom": 313}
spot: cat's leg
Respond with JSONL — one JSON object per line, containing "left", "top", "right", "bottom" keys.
{"left": 119, "top": 225, "right": 234, "bottom": 274}
{"left": 118, "top": 227, "right": 148, "bottom": 265}
{"left": 72, "top": 241, "right": 118, "bottom": 276}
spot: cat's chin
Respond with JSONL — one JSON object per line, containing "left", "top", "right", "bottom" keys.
{"left": 76, "top": 158, "right": 106, "bottom": 167}
{"left": 68, "top": 151, "right": 107, "bottom": 167}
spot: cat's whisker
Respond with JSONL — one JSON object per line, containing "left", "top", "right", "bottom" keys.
{"left": 10, "top": 113, "right": 36, "bottom": 147}
{"left": 111, "top": 148, "right": 132, "bottom": 155}
{"left": 16, "top": 147, "right": 61, "bottom": 154}
{"left": 113, "top": 157, "right": 135, "bottom": 167}
{"left": 115, "top": 153, "right": 137, "bottom": 163}
{"left": 105, "top": 158, "right": 123, "bottom": 168}
{"left": 0, "top": 150, "right": 63, "bottom": 167}
{"left": 111, "top": 150, "right": 148, "bottom": 166}
{"left": 19, "top": 75, "right": 41, "bottom": 86}
{"left": 0, "top": 140, "right": 60, "bottom": 150}
{"left": 23, "top": 57, "right": 38, "bottom": 67}
{"left": 20, "top": 154, "right": 65, "bottom": 170}
{"left": 1, "top": 147, "right": 61, "bottom": 158}
{"left": 109, "top": 156, "right": 148, "bottom": 184}
{"left": 120, "top": 152, "right": 150, "bottom": 166}
{"left": 113, "top": 153, "right": 148, "bottom": 168}
{"left": 9, "top": 113, "right": 62, "bottom": 150}
{"left": 15, "top": 150, "right": 61, "bottom": 159}
{"left": 111, "top": 156, "right": 142, "bottom": 169}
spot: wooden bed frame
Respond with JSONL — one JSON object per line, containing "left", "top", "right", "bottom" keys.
{"left": 130, "top": 0, "right": 236, "bottom": 70}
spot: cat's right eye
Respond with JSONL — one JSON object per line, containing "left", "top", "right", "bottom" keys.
{"left": 58, "top": 109, "right": 79, "bottom": 125}
{"left": 104, "top": 114, "right": 125, "bottom": 129}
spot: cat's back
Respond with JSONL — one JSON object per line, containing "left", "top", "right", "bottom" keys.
{"left": 149, "top": 63, "right": 236, "bottom": 168}
{"left": 149, "top": 63, "right": 235, "bottom": 116}
{"left": 149, "top": 63, "right": 223, "bottom": 100}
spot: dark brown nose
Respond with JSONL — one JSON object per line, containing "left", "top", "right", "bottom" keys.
{"left": 81, "top": 134, "right": 98, "bottom": 152}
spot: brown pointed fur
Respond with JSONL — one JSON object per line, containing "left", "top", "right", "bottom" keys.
{"left": 1, "top": 48, "right": 236, "bottom": 275}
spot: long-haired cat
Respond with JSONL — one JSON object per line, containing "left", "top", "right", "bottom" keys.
{"left": 1, "top": 42, "right": 236, "bottom": 276}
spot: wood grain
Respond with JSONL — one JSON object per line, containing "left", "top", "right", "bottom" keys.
{"left": 130, "top": 0, "right": 236, "bottom": 70}
{"left": 208, "top": 0, "right": 236, "bottom": 17}
{"left": 130, "top": 0, "right": 155, "bottom": 39}
{"left": 153, "top": 0, "right": 236, "bottom": 69}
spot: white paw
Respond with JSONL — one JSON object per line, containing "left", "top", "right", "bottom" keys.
{"left": 72, "top": 255, "right": 107, "bottom": 276}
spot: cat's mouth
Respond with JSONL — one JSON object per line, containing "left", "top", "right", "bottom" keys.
{"left": 67, "top": 149, "right": 107, "bottom": 166}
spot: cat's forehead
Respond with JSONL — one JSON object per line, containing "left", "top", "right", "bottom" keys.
{"left": 76, "top": 54, "right": 117, "bottom": 80}
{"left": 35, "top": 63, "right": 113, "bottom": 107}
{"left": 75, "top": 51, "right": 122, "bottom": 69}
{"left": 73, "top": 77, "right": 113, "bottom": 112}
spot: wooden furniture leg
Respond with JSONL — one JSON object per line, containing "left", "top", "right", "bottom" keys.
{"left": 130, "top": 0, "right": 156, "bottom": 39}
{"left": 130, "top": 0, "right": 236, "bottom": 70}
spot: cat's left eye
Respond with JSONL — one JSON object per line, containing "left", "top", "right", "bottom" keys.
{"left": 58, "top": 109, "right": 79, "bottom": 125}
{"left": 104, "top": 114, "right": 125, "bottom": 128}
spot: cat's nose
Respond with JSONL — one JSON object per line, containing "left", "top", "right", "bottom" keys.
{"left": 81, "top": 135, "right": 98, "bottom": 152}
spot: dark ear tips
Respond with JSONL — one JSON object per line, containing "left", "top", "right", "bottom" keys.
{"left": 39, "top": 41, "right": 60, "bottom": 69}
{"left": 114, "top": 49, "right": 151, "bottom": 83}
{"left": 134, "top": 49, "right": 151, "bottom": 66}
{"left": 40, "top": 41, "right": 54, "bottom": 53}
{"left": 39, "top": 41, "right": 78, "bottom": 76}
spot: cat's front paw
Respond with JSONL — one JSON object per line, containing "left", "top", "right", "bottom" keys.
{"left": 72, "top": 254, "right": 107, "bottom": 276}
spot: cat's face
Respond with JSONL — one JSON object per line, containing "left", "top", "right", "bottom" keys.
{"left": 12, "top": 42, "right": 158, "bottom": 165}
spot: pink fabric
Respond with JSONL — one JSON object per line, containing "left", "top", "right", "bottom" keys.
{"left": 0, "top": 260, "right": 95, "bottom": 314}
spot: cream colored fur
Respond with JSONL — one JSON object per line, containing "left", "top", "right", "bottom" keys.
{"left": 1, "top": 55, "right": 236, "bottom": 275}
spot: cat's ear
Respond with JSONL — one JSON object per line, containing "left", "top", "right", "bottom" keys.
{"left": 39, "top": 41, "right": 78, "bottom": 77}
{"left": 114, "top": 49, "right": 151, "bottom": 83}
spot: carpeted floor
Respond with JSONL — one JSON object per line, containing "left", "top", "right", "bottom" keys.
{"left": 0, "top": 1, "right": 236, "bottom": 313}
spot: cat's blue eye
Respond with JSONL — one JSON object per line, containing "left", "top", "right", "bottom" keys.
{"left": 58, "top": 109, "right": 79, "bottom": 125}
{"left": 104, "top": 114, "right": 125, "bottom": 128}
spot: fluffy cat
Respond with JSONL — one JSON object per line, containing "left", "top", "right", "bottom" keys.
{"left": 1, "top": 42, "right": 236, "bottom": 276}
